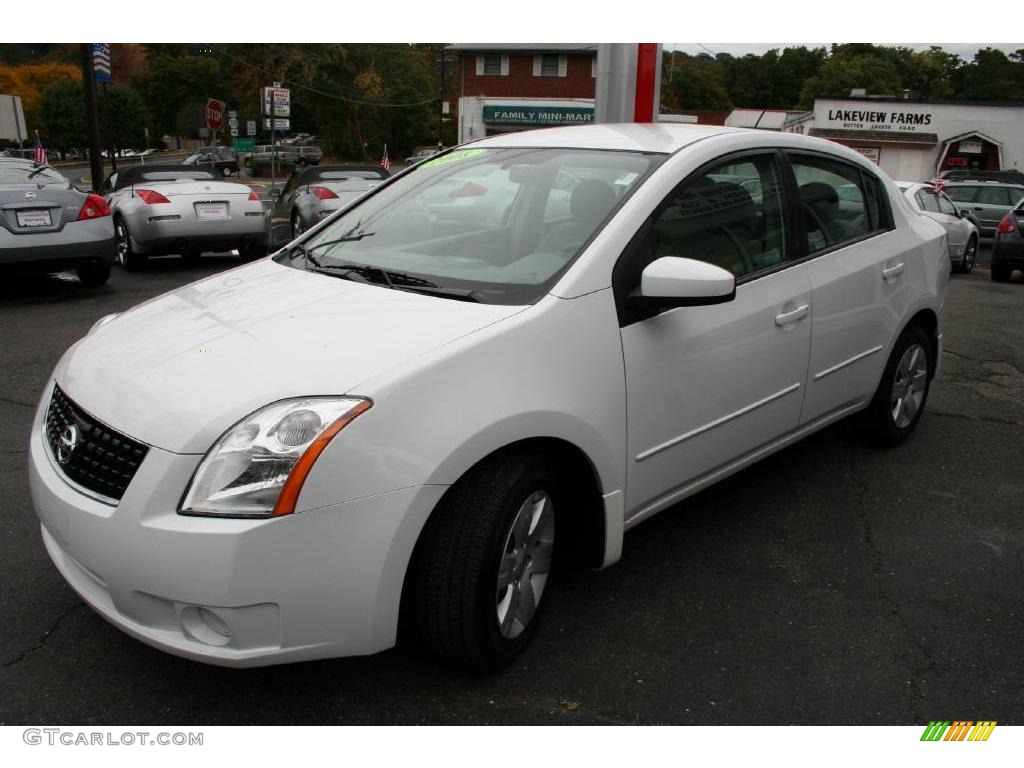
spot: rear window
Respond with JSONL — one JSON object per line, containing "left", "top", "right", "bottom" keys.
{"left": 315, "top": 170, "right": 385, "bottom": 181}
{"left": 136, "top": 170, "right": 216, "bottom": 183}
{"left": 0, "top": 162, "right": 67, "bottom": 185}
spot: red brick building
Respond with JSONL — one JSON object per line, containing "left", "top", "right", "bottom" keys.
{"left": 448, "top": 44, "right": 597, "bottom": 143}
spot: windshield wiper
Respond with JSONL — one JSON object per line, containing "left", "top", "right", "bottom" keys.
{"left": 297, "top": 259, "right": 478, "bottom": 301}
{"left": 28, "top": 165, "right": 52, "bottom": 179}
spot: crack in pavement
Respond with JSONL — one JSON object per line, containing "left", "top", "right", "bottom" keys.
{"left": 0, "top": 603, "right": 83, "bottom": 670}
{"left": 927, "top": 409, "right": 1024, "bottom": 428}
{"left": 845, "top": 446, "right": 940, "bottom": 723}
{"left": 0, "top": 396, "right": 36, "bottom": 409}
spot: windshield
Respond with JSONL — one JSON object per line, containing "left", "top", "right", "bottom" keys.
{"left": 276, "top": 146, "right": 664, "bottom": 304}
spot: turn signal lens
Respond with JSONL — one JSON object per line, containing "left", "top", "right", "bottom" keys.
{"left": 136, "top": 188, "right": 170, "bottom": 205}
{"left": 311, "top": 186, "right": 338, "bottom": 200}
{"left": 76, "top": 193, "right": 110, "bottom": 220}
{"left": 997, "top": 214, "right": 1016, "bottom": 235}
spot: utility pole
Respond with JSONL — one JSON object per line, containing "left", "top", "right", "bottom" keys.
{"left": 80, "top": 43, "right": 103, "bottom": 191}
{"left": 437, "top": 49, "right": 446, "bottom": 149}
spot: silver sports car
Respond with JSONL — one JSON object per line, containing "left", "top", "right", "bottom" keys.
{"left": 268, "top": 164, "right": 390, "bottom": 248}
{"left": 0, "top": 157, "right": 115, "bottom": 285}
{"left": 100, "top": 164, "right": 267, "bottom": 270}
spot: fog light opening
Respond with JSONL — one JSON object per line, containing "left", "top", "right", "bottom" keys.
{"left": 179, "top": 605, "right": 232, "bottom": 647}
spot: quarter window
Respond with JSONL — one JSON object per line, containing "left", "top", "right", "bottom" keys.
{"left": 650, "top": 155, "right": 787, "bottom": 278}
{"left": 916, "top": 189, "right": 940, "bottom": 213}
{"left": 937, "top": 193, "right": 958, "bottom": 216}
{"left": 790, "top": 155, "right": 874, "bottom": 254}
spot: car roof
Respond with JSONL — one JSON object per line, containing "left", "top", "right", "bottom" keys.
{"left": 111, "top": 164, "right": 217, "bottom": 190}
{"left": 472, "top": 122, "right": 746, "bottom": 154}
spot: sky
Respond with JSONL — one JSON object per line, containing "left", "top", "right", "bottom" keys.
{"left": 668, "top": 44, "right": 1023, "bottom": 60}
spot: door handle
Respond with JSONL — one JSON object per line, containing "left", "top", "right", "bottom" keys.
{"left": 775, "top": 304, "right": 809, "bottom": 327}
{"left": 973, "top": 206, "right": 984, "bottom": 211}
{"left": 882, "top": 262, "right": 905, "bottom": 280}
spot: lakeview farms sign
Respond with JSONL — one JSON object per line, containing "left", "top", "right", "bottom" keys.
{"left": 822, "top": 106, "right": 934, "bottom": 133}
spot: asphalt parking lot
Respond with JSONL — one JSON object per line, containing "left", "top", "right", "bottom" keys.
{"left": 1, "top": 245, "right": 1022, "bottom": 725}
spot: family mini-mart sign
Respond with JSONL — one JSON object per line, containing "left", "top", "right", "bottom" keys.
{"left": 482, "top": 105, "right": 594, "bottom": 126}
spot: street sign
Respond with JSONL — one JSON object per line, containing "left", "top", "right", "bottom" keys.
{"left": 233, "top": 138, "right": 255, "bottom": 153}
{"left": 262, "top": 87, "right": 290, "bottom": 118}
{"left": 263, "top": 118, "right": 290, "bottom": 131}
{"left": 246, "top": 120, "right": 256, "bottom": 136}
{"left": 228, "top": 117, "right": 239, "bottom": 130}
{"left": 230, "top": 128, "right": 239, "bottom": 137}
{"left": 205, "top": 98, "right": 226, "bottom": 132}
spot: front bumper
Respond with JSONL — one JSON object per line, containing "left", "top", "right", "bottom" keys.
{"left": 28, "top": 390, "right": 446, "bottom": 667}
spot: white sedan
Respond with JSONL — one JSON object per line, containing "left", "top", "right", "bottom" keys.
{"left": 896, "top": 181, "right": 979, "bottom": 273}
{"left": 29, "top": 124, "right": 948, "bottom": 670}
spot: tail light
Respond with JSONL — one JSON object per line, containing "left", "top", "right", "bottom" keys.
{"left": 248, "top": 190, "right": 260, "bottom": 201}
{"left": 311, "top": 186, "right": 338, "bottom": 200}
{"left": 996, "top": 213, "right": 1017, "bottom": 235}
{"left": 76, "top": 194, "right": 110, "bottom": 221}
{"left": 135, "top": 189, "right": 170, "bottom": 205}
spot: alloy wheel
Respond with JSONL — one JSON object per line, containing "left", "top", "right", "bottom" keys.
{"left": 115, "top": 222, "right": 128, "bottom": 265}
{"left": 890, "top": 343, "right": 928, "bottom": 429}
{"left": 964, "top": 239, "right": 976, "bottom": 272}
{"left": 495, "top": 490, "right": 555, "bottom": 640}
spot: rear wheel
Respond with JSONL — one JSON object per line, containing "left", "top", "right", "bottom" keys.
{"left": 959, "top": 236, "right": 977, "bottom": 274}
{"left": 76, "top": 261, "right": 110, "bottom": 286}
{"left": 221, "top": 166, "right": 233, "bottom": 177}
{"left": 862, "top": 324, "right": 932, "bottom": 446}
{"left": 411, "top": 450, "right": 558, "bottom": 670}
{"left": 114, "top": 218, "right": 146, "bottom": 271}
{"left": 991, "top": 262, "right": 1012, "bottom": 282}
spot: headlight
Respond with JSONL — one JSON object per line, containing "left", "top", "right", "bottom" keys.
{"left": 181, "top": 397, "right": 372, "bottom": 518}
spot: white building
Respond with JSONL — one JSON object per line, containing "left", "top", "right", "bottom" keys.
{"left": 804, "top": 97, "right": 1024, "bottom": 182}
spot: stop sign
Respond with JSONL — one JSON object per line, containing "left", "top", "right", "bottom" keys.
{"left": 205, "top": 99, "right": 226, "bottom": 132}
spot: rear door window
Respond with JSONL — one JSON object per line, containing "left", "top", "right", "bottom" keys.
{"left": 945, "top": 186, "right": 978, "bottom": 203}
{"left": 977, "top": 186, "right": 1010, "bottom": 206}
{"left": 789, "top": 154, "right": 874, "bottom": 254}
{"left": 916, "top": 189, "right": 941, "bottom": 213}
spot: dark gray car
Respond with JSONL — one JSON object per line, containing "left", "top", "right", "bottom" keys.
{"left": 0, "top": 158, "right": 116, "bottom": 285}
{"left": 268, "top": 165, "right": 389, "bottom": 247}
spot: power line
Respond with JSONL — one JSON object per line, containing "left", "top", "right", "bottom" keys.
{"left": 211, "top": 47, "right": 439, "bottom": 108}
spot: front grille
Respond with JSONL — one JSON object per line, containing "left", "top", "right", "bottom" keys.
{"left": 45, "top": 385, "right": 148, "bottom": 503}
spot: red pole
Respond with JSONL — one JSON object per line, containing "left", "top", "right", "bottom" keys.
{"left": 633, "top": 43, "right": 658, "bottom": 123}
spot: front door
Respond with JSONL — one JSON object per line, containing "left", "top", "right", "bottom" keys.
{"left": 618, "top": 152, "right": 812, "bottom": 514}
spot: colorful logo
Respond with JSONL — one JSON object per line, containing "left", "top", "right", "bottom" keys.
{"left": 920, "top": 721, "right": 997, "bottom": 741}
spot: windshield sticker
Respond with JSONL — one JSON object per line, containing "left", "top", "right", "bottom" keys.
{"left": 421, "top": 149, "right": 486, "bottom": 168}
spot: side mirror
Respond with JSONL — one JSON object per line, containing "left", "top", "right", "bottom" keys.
{"left": 957, "top": 208, "right": 969, "bottom": 218}
{"left": 630, "top": 256, "right": 736, "bottom": 311}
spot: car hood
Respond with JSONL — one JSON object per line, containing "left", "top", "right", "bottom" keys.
{"left": 55, "top": 259, "right": 525, "bottom": 453}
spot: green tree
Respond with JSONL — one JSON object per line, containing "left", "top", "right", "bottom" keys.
{"left": 98, "top": 84, "right": 148, "bottom": 152}
{"left": 798, "top": 44, "right": 903, "bottom": 107}
{"left": 40, "top": 79, "right": 87, "bottom": 153}
{"left": 952, "top": 48, "right": 1024, "bottom": 100}
{"left": 662, "top": 52, "right": 733, "bottom": 112}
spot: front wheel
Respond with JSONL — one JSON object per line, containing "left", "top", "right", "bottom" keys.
{"left": 410, "top": 450, "right": 557, "bottom": 670}
{"left": 959, "top": 236, "right": 977, "bottom": 274}
{"left": 862, "top": 324, "right": 932, "bottom": 446}
{"left": 221, "top": 166, "right": 233, "bottom": 177}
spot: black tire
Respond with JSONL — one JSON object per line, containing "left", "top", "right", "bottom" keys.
{"left": 76, "top": 261, "right": 110, "bottom": 286}
{"left": 114, "top": 217, "right": 146, "bottom": 271}
{"left": 862, "top": 324, "right": 932, "bottom": 447}
{"left": 991, "top": 261, "right": 1012, "bottom": 282}
{"left": 411, "top": 450, "right": 559, "bottom": 671}
{"left": 959, "top": 236, "right": 977, "bottom": 274}
{"left": 221, "top": 165, "right": 232, "bottom": 177}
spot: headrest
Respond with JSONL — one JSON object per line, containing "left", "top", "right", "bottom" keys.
{"left": 570, "top": 179, "right": 617, "bottom": 225}
{"left": 800, "top": 182, "right": 838, "bottom": 207}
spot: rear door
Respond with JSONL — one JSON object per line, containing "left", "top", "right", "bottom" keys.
{"left": 973, "top": 185, "right": 1011, "bottom": 233}
{"left": 791, "top": 152, "right": 901, "bottom": 425}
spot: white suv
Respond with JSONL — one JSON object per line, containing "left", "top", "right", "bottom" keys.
{"left": 29, "top": 124, "right": 948, "bottom": 670}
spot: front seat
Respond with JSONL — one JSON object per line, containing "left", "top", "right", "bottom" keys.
{"left": 537, "top": 179, "right": 618, "bottom": 254}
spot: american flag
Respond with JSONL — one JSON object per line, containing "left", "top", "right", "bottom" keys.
{"left": 380, "top": 144, "right": 390, "bottom": 172}
{"left": 33, "top": 131, "right": 48, "bottom": 166}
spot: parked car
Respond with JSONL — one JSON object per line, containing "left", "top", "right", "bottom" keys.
{"left": 183, "top": 147, "right": 239, "bottom": 177}
{"left": 896, "top": 181, "right": 979, "bottom": 273}
{"left": 268, "top": 164, "right": 390, "bottom": 245}
{"left": 942, "top": 180, "right": 1024, "bottom": 237}
{"left": 0, "top": 157, "right": 114, "bottom": 285}
{"left": 989, "top": 200, "right": 1024, "bottom": 281}
{"left": 937, "top": 168, "right": 1024, "bottom": 184}
{"left": 247, "top": 144, "right": 298, "bottom": 175}
{"left": 99, "top": 164, "right": 266, "bottom": 269}
{"left": 29, "top": 124, "right": 947, "bottom": 671}
{"left": 405, "top": 147, "right": 441, "bottom": 165}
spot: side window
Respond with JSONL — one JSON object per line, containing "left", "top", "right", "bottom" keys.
{"left": 790, "top": 154, "right": 872, "bottom": 254}
{"left": 916, "top": 189, "right": 940, "bottom": 213}
{"left": 977, "top": 186, "right": 1009, "bottom": 206}
{"left": 937, "top": 193, "right": 958, "bottom": 216}
{"left": 650, "top": 154, "right": 787, "bottom": 278}
{"left": 1009, "top": 187, "right": 1024, "bottom": 206}
{"left": 944, "top": 185, "right": 977, "bottom": 203}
